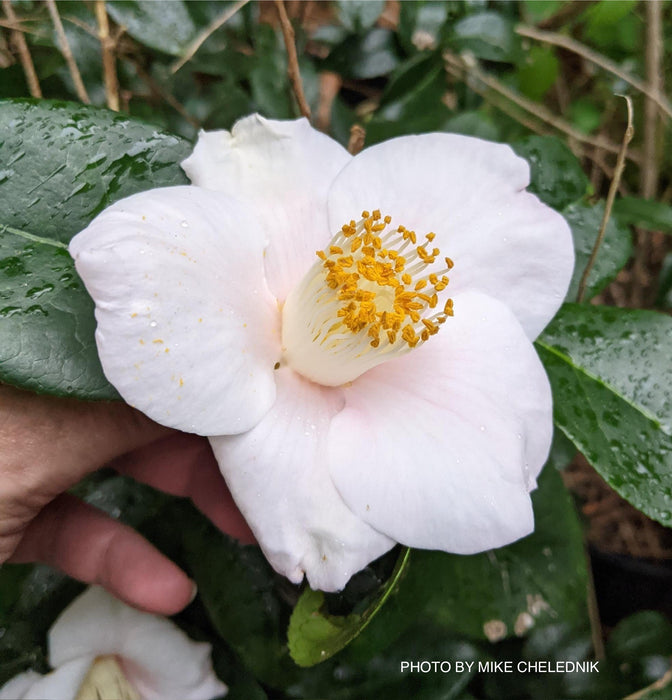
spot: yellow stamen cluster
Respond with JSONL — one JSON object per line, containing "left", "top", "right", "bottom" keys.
{"left": 316, "top": 210, "right": 453, "bottom": 349}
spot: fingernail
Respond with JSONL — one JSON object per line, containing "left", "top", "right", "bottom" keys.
{"left": 188, "top": 581, "right": 198, "bottom": 605}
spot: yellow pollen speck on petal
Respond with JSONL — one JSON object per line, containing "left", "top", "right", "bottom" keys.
{"left": 179, "top": 377, "right": 184, "bottom": 387}
{"left": 130, "top": 312, "right": 137, "bottom": 318}
{"left": 152, "top": 339, "right": 164, "bottom": 344}
{"left": 139, "top": 339, "right": 145, "bottom": 345}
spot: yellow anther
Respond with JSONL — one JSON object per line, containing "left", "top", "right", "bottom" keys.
{"left": 311, "top": 208, "right": 454, "bottom": 354}
{"left": 445, "top": 257, "right": 454, "bottom": 269}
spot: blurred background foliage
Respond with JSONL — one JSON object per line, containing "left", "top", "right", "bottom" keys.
{"left": 1, "top": 1, "right": 672, "bottom": 698}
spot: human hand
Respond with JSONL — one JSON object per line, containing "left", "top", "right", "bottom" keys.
{"left": 0, "top": 384, "right": 254, "bottom": 615}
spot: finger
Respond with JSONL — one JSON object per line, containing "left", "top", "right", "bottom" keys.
{"left": 112, "top": 433, "right": 256, "bottom": 544}
{"left": 10, "top": 494, "right": 195, "bottom": 615}
{"left": 0, "top": 384, "right": 170, "bottom": 499}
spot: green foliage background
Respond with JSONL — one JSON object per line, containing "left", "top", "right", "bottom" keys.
{"left": 1, "top": 1, "right": 672, "bottom": 698}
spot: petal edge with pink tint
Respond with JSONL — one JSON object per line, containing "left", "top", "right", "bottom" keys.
{"left": 328, "top": 291, "right": 552, "bottom": 553}
{"left": 182, "top": 114, "right": 352, "bottom": 301}
{"left": 70, "top": 185, "right": 279, "bottom": 436}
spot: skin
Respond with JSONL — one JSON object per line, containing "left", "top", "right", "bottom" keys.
{"left": 0, "top": 384, "right": 254, "bottom": 615}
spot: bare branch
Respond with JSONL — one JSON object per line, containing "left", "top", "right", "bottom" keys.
{"left": 170, "top": 0, "right": 250, "bottom": 74}
{"left": 45, "top": 0, "right": 90, "bottom": 103}
{"left": 517, "top": 23, "right": 672, "bottom": 122}
{"left": 444, "top": 51, "right": 641, "bottom": 164}
{"left": 577, "top": 97, "right": 634, "bottom": 303}
{"left": 274, "top": 0, "right": 311, "bottom": 119}
{"left": 95, "top": 0, "right": 119, "bottom": 111}
{"left": 347, "top": 124, "right": 366, "bottom": 155}
{"left": 2, "top": 0, "right": 42, "bottom": 97}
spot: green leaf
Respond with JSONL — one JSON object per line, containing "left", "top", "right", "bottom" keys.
{"left": 613, "top": 197, "right": 672, "bottom": 234}
{"left": 288, "top": 548, "right": 410, "bottom": 667}
{"left": 336, "top": 0, "right": 385, "bottom": 33}
{"left": 0, "top": 99, "right": 191, "bottom": 245}
{"left": 517, "top": 46, "right": 559, "bottom": 101}
{"left": 512, "top": 136, "right": 589, "bottom": 210}
{"left": 177, "top": 503, "right": 298, "bottom": 689}
{"left": 563, "top": 201, "right": 633, "bottom": 301}
{"left": 366, "top": 53, "right": 451, "bottom": 144}
{"left": 0, "top": 229, "right": 116, "bottom": 398}
{"left": 106, "top": 0, "right": 198, "bottom": 56}
{"left": 0, "top": 99, "right": 191, "bottom": 398}
{"left": 537, "top": 304, "right": 672, "bottom": 527}
{"left": 324, "top": 29, "right": 401, "bottom": 80}
{"left": 450, "top": 11, "right": 522, "bottom": 63}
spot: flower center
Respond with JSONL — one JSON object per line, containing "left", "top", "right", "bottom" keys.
{"left": 75, "top": 655, "right": 140, "bottom": 700}
{"left": 282, "top": 209, "right": 454, "bottom": 386}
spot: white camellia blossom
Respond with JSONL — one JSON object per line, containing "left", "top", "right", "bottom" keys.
{"left": 69, "top": 115, "right": 574, "bottom": 592}
{"left": 0, "top": 586, "right": 227, "bottom": 700}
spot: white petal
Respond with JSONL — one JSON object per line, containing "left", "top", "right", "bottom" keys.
{"left": 327, "top": 133, "right": 574, "bottom": 339}
{"left": 22, "top": 657, "right": 93, "bottom": 700}
{"left": 328, "top": 291, "right": 553, "bottom": 553}
{"left": 49, "top": 587, "right": 227, "bottom": 700}
{"left": 182, "top": 114, "right": 351, "bottom": 301}
{"left": 0, "top": 670, "right": 43, "bottom": 700}
{"left": 209, "top": 369, "right": 395, "bottom": 592}
{"left": 70, "top": 186, "right": 279, "bottom": 435}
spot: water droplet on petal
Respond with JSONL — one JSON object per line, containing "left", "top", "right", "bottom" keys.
{"left": 149, "top": 320, "right": 157, "bottom": 328}
{"left": 180, "top": 220, "right": 189, "bottom": 228}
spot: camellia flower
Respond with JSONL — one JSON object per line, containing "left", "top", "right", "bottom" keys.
{"left": 0, "top": 586, "right": 227, "bottom": 700}
{"left": 69, "top": 115, "right": 574, "bottom": 592}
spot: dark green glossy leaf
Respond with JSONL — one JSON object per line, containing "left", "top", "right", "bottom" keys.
{"left": 288, "top": 548, "right": 409, "bottom": 667}
{"left": 0, "top": 229, "right": 116, "bottom": 398}
{"left": 0, "top": 99, "right": 191, "bottom": 398}
{"left": 288, "top": 626, "right": 481, "bottom": 700}
{"left": 324, "top": 29, "right": 401, "bottom": 80}
{"left": 0, "top": 99, "right": 191, "bottom": 245}
{"left": 512, "top": 136, "right": 589, "bottom": 210}
{"left": 177, "top": 503, "right": 298, "bottom": 689}
{"left": 336, "top": 0, "right": 385, "bottom": 33}
{"left": 613, "top": 197, "right": 672, "bottom": 234}
{"left": 563, "top": 201, "right": 633, "bottom": 301}
{"left": 366, "top": 53, "right": 450, "bottom": 144}
{"left": 398, "top": 0, "right": 452, "bottom": 54}
{"left": 106, "top": 0, "right": 198, "bottom": 56}
{"left": 537, "top": 304, "right": 672, "bottom": 527}
{"left": 450, "top": 11, "right": 522, "bottom": 63}
{"left": 250, "top": 25, "right": 292, "bottom": 119}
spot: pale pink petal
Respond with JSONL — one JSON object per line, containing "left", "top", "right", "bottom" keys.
{"left": 70, "top": 186, "right": 279, "bottom": 435}
{"left": 209, "top": 369, "right": 395, "bottom": 592}
{"left": 21, "top": 657, "right": 93, "bottom": 700}
{"left": 0, "top": 670, "right": 43, "bottom": 700}
{"left": 329, "top": 291, "right": 552, "bottom": 552}
{"left": 327, "top": 133, "right": 574, "bottom": 339}
{"left": 49, "top": 587, "right": 227, "bottom": 700}
{"left": 182, "top": 114, "right": 351, "bottom": 301}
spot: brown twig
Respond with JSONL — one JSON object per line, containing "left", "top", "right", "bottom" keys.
{"left": 642, "top": 1, "right": 663, "bottom": 199}
{"left": 274, "top": 0, "right": 311, "bottom": 119}
{"left": 577, "top": 96, "right": 634, "bottom": 303}
{"left": 316, "top": 71, "right": 341, "bottom": 133}
{"left": 536, "top": 0, "right": 595, "bottom": 30}
{"left": 2, "top": 0, "right": 42, "bottom": 97}
{"left": 45, "top": 0, "right": 90, "bottom": 103}
{"left": 95, "top": 0, "right": 119, "bottom": 111}
{"left": 170, "top": 0, "right": 250, "bottom": 74}
{"left": 347, "top": 124, "right": 366, "bottom": 155}
{"left": 624, "top": 666, "right": 672, "bottom": 700}
{"left": 517, "top": 23, "right": 672, "bottom": 122}
{"left": 444, "top": 51, "right": 640, "bottom": 164}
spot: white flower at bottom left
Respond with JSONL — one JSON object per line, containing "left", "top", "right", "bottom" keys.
{"left": 0, "top": 587, "right": 227, "bottom": 700}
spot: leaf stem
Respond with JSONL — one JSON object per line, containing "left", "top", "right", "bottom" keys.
{"left": 577, "top": 96, "right": 634, "bottom": 303}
